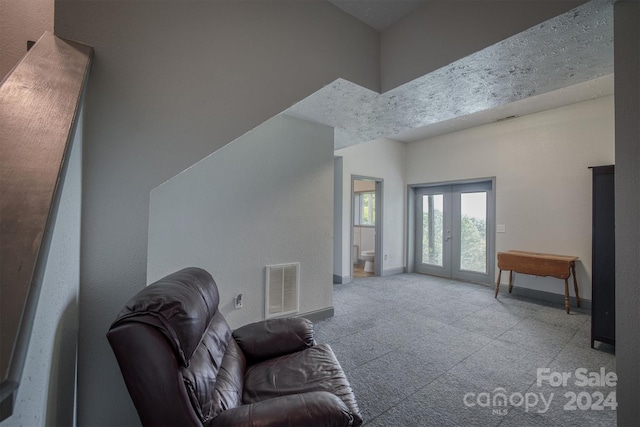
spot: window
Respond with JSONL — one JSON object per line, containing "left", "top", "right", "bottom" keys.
{"left": 354, "top": 192, "right": 375, "bottom": 225}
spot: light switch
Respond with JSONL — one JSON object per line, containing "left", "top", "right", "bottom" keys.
{"left": 497, "top": 224, "right": 506, "bottom": 233}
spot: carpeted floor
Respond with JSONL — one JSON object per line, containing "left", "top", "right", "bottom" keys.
{"left": 315, "top": 273, "right": 616, "bottom": 426}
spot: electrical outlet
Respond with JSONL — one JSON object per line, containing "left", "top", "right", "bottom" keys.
{"left": 497, "top": 224, "right": 506, "bottom": 233}
{"left": 234, "top": 294, "right": 243, "bottom": 309}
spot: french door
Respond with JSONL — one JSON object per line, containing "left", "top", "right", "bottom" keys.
{"left": 415, "top": 181, "right": 494, "bottom": 284}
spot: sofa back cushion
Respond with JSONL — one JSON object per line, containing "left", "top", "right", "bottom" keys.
{"left": 112, "top": 268, "right": 220, "bottom": 366}
{"left": 181, "top": 311, "right": 245, "bottom": 423}
{"left": 212, "top": 338, "right": 246, "bottom": 414}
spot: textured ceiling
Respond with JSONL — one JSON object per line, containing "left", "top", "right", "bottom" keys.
{"left": 285, "top": 0, "right": 613, "bottom": 149}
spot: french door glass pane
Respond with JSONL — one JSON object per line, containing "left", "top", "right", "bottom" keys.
{"left": 460, "top": 192, "right": 487, "bottom": 273}
{"left": 422, "top": 194, "right": 443, "bottom": 266}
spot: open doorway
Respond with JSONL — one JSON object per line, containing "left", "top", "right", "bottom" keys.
{"left": 351, "top": 176, "right": 383, "bottom": 279}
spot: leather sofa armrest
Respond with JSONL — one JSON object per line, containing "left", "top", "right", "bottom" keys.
{"left": 232, "top": 317, "right": 314, "bottom": 363}
{"left": 107, "top": 322, "right": 203, "bottom": 426}
{"left": 208, "top": 391, "right": 356, "bottom": 427}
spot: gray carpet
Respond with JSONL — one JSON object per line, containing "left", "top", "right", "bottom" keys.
{"left": 315, "top": 273, "right": 616, "bottom": 427}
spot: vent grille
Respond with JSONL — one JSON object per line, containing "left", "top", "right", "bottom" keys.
{"left": 265, "top": 263, "right": 300, "bottom": 319}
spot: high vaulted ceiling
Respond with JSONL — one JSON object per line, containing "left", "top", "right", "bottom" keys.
{"left": 286, "top": 0, "right": 613, "bottom": 149}
{"left": 328, "top": 0, "right": 429, "bottom": 31}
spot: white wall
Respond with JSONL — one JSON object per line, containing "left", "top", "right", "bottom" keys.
{"left": 0, "top": 0, "right": 53, "bottom": 79}
{"left": 380, "top": 1, "right": 585, "bottom": 91}
{"left": 148, "top": 115, "right": 334, "bottom": 328}
{"left": 335, "top": 138, "right": 407, "bottom": 280}
{"left": 54, "top": 2, "right": 379, "bottom": 424}
{"left": 1, "top": 105, "right": 82, "bottom": 427}
{"left": 406, "top": 96, "right": 614, "bottom": 300}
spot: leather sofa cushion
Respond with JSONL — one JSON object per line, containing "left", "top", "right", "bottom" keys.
{"left": 233, "top": 317, "right": 315, "bottom": 364}
{"left": 182, "top": 311, "right": 236, "bottom": 423}
{"left": 243, "top": 343, "right": 363, "bottom": 426}
{"left": 211, "top": 339, "right": 246, "bottom": 416}
{"left": 209, "top": 391, "right": 355, "bottom": 427}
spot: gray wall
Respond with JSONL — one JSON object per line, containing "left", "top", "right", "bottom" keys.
{"left": 0, "top": 105, "right": 82, "bottom": 427}
{"left": 380, "top": 0, "right": 586, "bottom": 91}
{"left": 614, "top": 2, "right": 640, "bottom": 424}
{"left": 54, "top": 2, "right": 379, "bottom": 425}
{"left": 148, "top": 115, "right": 335, "bottom": 329}
{"left": 0, "top": 0, "right": 53, "bottom": 79}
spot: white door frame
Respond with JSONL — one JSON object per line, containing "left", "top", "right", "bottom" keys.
{"left": 351, "top": 175, "right": 383, "bottom": 279}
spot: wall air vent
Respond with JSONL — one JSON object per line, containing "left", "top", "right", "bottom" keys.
{"left": 265, "top": 263, "right": 300, "bottom": 319}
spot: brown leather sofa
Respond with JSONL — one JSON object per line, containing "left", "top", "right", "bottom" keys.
{"left": 107, "top": 267, "right": 363, "bottom": 426}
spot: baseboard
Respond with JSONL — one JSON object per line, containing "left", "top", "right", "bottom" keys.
{"left": 333, "top": 274, "right": 352, "bottom": 284}
{"left": 333, "top": 274, "right": 350, "bottom": 284}
{"left": 297, "top": 306, "right": 334, "bottom": 323}
{"left": 335, "top": 269, "right": 404, "bottom": 281}
{"left": 383, "top": 267, "right": 405, "bottom": 277}
{"left": 501, "top": 286, "right": 592, "bottom": 311}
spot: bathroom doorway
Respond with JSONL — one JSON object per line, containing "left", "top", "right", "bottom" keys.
{"left": 351, "top": 176, "right": 383, "bottom": 279}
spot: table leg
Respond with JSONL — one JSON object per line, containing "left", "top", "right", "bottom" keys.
{"left": 571, "top": 262, "right": 581, "bottom": 308}
{"left": 564, "top": 278, "right": 570, "bottom": 314}
{"left": 495, "top": 269, "right": 502, "bottom": 298}
{"left": 508, "top": 271, "right": 513, "bottom": 293}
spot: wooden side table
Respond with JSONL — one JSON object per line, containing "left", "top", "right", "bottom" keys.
{"left": 494, "top": 250, "right": 580, "bottom": 314}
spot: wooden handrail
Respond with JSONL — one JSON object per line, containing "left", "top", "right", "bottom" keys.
{"left": 0, "top": 31, "right": 92, "bottom": 421}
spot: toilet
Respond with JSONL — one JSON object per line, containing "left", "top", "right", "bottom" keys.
{"left": 361, "top": 250, "right": 375, "bottom": 273}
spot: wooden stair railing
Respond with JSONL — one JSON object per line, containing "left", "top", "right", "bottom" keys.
{"left": 0, "top": 31, "right": 92, "bottom": 421}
